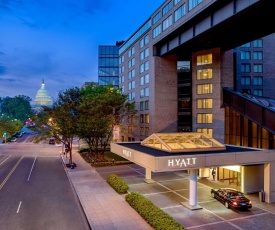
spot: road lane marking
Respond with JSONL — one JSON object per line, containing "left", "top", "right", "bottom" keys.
{"left": 27, "top": 156, "right": 37, "bottom": 181}
{"left": 0, "top": 155, "right": 12, "bottom": 166}
{"left": 17, "top": 201, "right": 22, "bottom": 213}
{"left": 0, "top": 156, "right": 24, "bottom": 191}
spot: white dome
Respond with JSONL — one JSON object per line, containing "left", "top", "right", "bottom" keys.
{"left": 34, "top": 80, "right": 52, "bottom": 106}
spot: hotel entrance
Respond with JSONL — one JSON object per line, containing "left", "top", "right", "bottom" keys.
{"left": 217, "top": 166, "right": 241, "bottom": 187}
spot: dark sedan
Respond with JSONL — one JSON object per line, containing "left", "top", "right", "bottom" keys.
{"left": 211, "top": 188, "right": 252, "bottom": 209}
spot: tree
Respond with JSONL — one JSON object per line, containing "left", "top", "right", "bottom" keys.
{"left": 48, "top": 87, "right": 81, "bottom": 165}
{"left": 1, "top": 95, "right": 32, "bottom": 121}
{"left": 0, "top": 117, "right": 23, "bottom": 137}
{"left": 77, "top": 84, "right": 136, "bottom": 159}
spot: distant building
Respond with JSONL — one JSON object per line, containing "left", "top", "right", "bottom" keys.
{"left": 34, "top": 79, "right": 52, "bottom": 107}
{"left": 98, "top": 41, "right": 123, "bottom": 88}
{"left": 81, "top": 82, "right": 98, "bottom": 89}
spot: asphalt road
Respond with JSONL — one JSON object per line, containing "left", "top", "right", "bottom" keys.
{"left": 0, "top": 142, "right": 90, "bottom": 230}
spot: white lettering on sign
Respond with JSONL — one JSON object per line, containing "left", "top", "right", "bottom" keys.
{"left": 122, "top": 149, "right": 132, "bottom": 158}
{"left": 168, "top": 158, "right": 196, "bottom": 167}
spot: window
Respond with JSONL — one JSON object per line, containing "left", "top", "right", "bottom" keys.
{"left": 241, "top": 76, "right": 251, "bottom": 85}
{"left": 140, "top": 114, "right": 144, "bottom": 123}
{"left": 253, "top": 64, "right": 263, "bottom": 73}
{"left": 253, "top": 51, "right": 263, "bottom": 60}
{"left": 140, "top": 88, "right": 144, "bottom": 98}
{"left": 145, "top": 48, "right": 149, "bottom": 58}
{"left": 140, "top": 102, "right": 144, "bottom": 111}
{"left": 140, "top": 127, "right": 144, "bottom": 135}
{"left": 145, "top": 74, "right": 149, "bottom": 83}
{"left": 162, "top": 15, "right": 172, "bottom": 31}
{"left": 120, "top": 75, "right": 124, "bottom": 83}
{"left": 175, "top": 4, "right": 186, "bottom": 22}
{"left": 253, "top": 76, "right": 263, "bottom": 85}
{"left": 145, "top": 87, "right": 149, "bottom": 97}
{"left": 153, "top": 24, "right": 161, "bottom": 38}
{"left": 240, "top": 51, "right": 250, "bottom": 60}
{"left": 145, "top": 61, "right": 149, "bottom": 71}
{"left": 145, "top": 35, "right": 149, "bottom": 45}
{"left": 121, "top": 85, "right": 124, "bottom": 93}
{"left": 140, "top": 76, "right": 144, "bottom": 85}
{"left": 253, "top": 89, "right": 263, "bottom": 96}
{"left": 140, "top": 39, "right": 144, "bottom": 49}
{"left": 197, "top": 128, "right": 213, "bottom": 137}
{"left": 188, "top": 0, "right": 202, "bottom": 11}
{"left": 241, "top": 42, "right": 250, "bottom": 48}
{"left": 197, "top": 99, "right": 213, "bottom": 109}
{"left": 241, "top": 64, "right": 251, "bottom": 73}
{"left": 153, "top": 12, "right": 161, "bottom": 24}
{"left": 145, "top": 127, "right": 149, "bottom": 136}
{"left": 162, "top": 1, "right": 172, "bottom": 16}
{"left": 197, "top": 54, "right": 212, "bottom": 65}
{"left": 197, "top": 84, "right": 213, "bottom": 94}
{"left": 197, "top": 113, "right": 212, "bottom": 124}
{"left": 140, "top": 63, "right": 144, "bottom": 73}
{"left": 253, "top": 39, "right": 263, "bottom": 48}
{"left": 174, "top": 0, "right": 181, "bottom": 5}
{"left": 140, "top": 51, "right": 144, "bottom": 60}
{"left": 197, "top": 69, "right": 212, "bottom": 79}
{"left": 145, "top": 114, "right": 150, "bottom": 123}
{"left": 145, "top": 100, "right": 149, "bottom": 110}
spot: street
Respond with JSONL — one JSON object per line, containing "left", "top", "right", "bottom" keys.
{"left": 0, "top": 142, "right": 90, "bottom": 230}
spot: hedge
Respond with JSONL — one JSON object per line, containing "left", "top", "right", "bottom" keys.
{"left": 107, "top": 174, "right": 129, "bottom": 194}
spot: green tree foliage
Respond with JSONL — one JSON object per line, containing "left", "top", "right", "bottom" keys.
{"left": 0, "top": 118, "right": 23, "bottom": 136}
{"left": 1, "top": 95, "right": 32, "bottom": 121}
{"left": 48, "top": 87, "right": 81, "bottom": 164}
{"left": 77, "top": 84, "right": 136, "bottom": 159}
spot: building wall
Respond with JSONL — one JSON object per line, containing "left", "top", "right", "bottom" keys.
{"left": 192, "top": 48, "right": 233, "bottom": 143}
{"left": 234, "top": 33, "right": 275, "bottom": 99}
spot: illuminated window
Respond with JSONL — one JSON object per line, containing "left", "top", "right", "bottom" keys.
{"left": 197, "top": 69, "right": 212, "bottom": 79}
{"left": 145, "top": 114, "right": 150, "bottom": 123}
{"left": 197, "top": 84, "right": 213, "bottom": 94}
{"left": 197, "top": 53, "right": 212, "bottom": 65}
{"left": 197, "top": 99, "right": 213, "bottom": 109}
{"left": 197, "top": 128, "right": 213, "bottom": 137}
{"left": 197, "top": 113, "right": 212, "bottom": 124}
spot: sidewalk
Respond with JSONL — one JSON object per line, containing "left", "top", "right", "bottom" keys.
{"left": 62, "top": 152, "right": 153, "bottom": 230}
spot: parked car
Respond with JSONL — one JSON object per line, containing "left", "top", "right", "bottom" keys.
{"left": 49, "top": 138, "right": 55, "bottom": 145}
{"left": 10, "top": 137, "right": 17, "bottom": 142}
{"left": 211, "top": 188, "right": 252, "bottom": 209}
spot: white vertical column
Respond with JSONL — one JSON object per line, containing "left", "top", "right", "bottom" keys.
{"left": 146, "top": 168, "right": 152, "bottom": 180}
{"left": 189, "top": 169, "right": 198, "bottom": 206}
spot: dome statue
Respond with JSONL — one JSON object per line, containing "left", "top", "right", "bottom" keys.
{"left": 34, "top": 79, "right": 52, "bottom": 106}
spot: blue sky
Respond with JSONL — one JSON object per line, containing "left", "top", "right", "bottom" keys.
{"left": 0, "top": 0, "right": 164, "bottom": 102}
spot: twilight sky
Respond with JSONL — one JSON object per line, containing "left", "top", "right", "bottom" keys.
{"left": 0, "top": 0, "right": 163, "bottom": 102}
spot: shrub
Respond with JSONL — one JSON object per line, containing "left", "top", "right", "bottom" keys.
{"left": 107, "top": 174, "right": 129, "bottom": 194}
{"left": 125, "top": 192, "right": 184, "bottom": 230}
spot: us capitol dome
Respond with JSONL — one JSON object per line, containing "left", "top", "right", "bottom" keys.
{"left": 34, "top": 79, "right": 53, "bottom": 106}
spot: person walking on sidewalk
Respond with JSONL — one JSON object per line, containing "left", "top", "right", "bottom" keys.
{"left": 212, "top": 168, "right": 216, "bottom": 181}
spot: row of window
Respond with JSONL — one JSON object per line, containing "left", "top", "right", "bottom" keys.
{"left": 242, "top": 89, "right": 263, "bottom": 96}
{"left": 241, "top": 64, "right": 263, "bottom": 73}
{"left": 241, "top": 76, "right": 263, "bottom": 85}
{"left": 241, "top": 39, "right": 263, "bottom": 48}
{"left": 240, "top": 51, "right": 263, "bottom": 60}
{"left": 140, "top": 114, "right": 150, "bottom": 123}
{"left": 125, "top": 87, "right": 150, "bottom": 100}
{"left": 121, "top": 73, "right": 150, "bottom": 85}
{"left": 140, "top": 127, "right": 150, "bottom": 136}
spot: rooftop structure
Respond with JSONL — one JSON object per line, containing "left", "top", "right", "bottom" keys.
{"left": 34, "top": 79, "right": 52, "bottom": 106}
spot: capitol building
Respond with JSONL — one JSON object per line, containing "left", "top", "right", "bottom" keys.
{"left": 34, "top": 79, "right": 53, "bottom": 107}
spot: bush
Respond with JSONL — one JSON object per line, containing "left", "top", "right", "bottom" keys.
{"left": 107, "top": 174, "right": 129, "bottom": 194}
{"left": 125, "top": 192, "right": 184, "bottom": 230}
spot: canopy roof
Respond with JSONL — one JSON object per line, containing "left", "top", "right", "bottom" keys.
{"left": 141, "top": 132, "right": 226, "bottom": 153}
